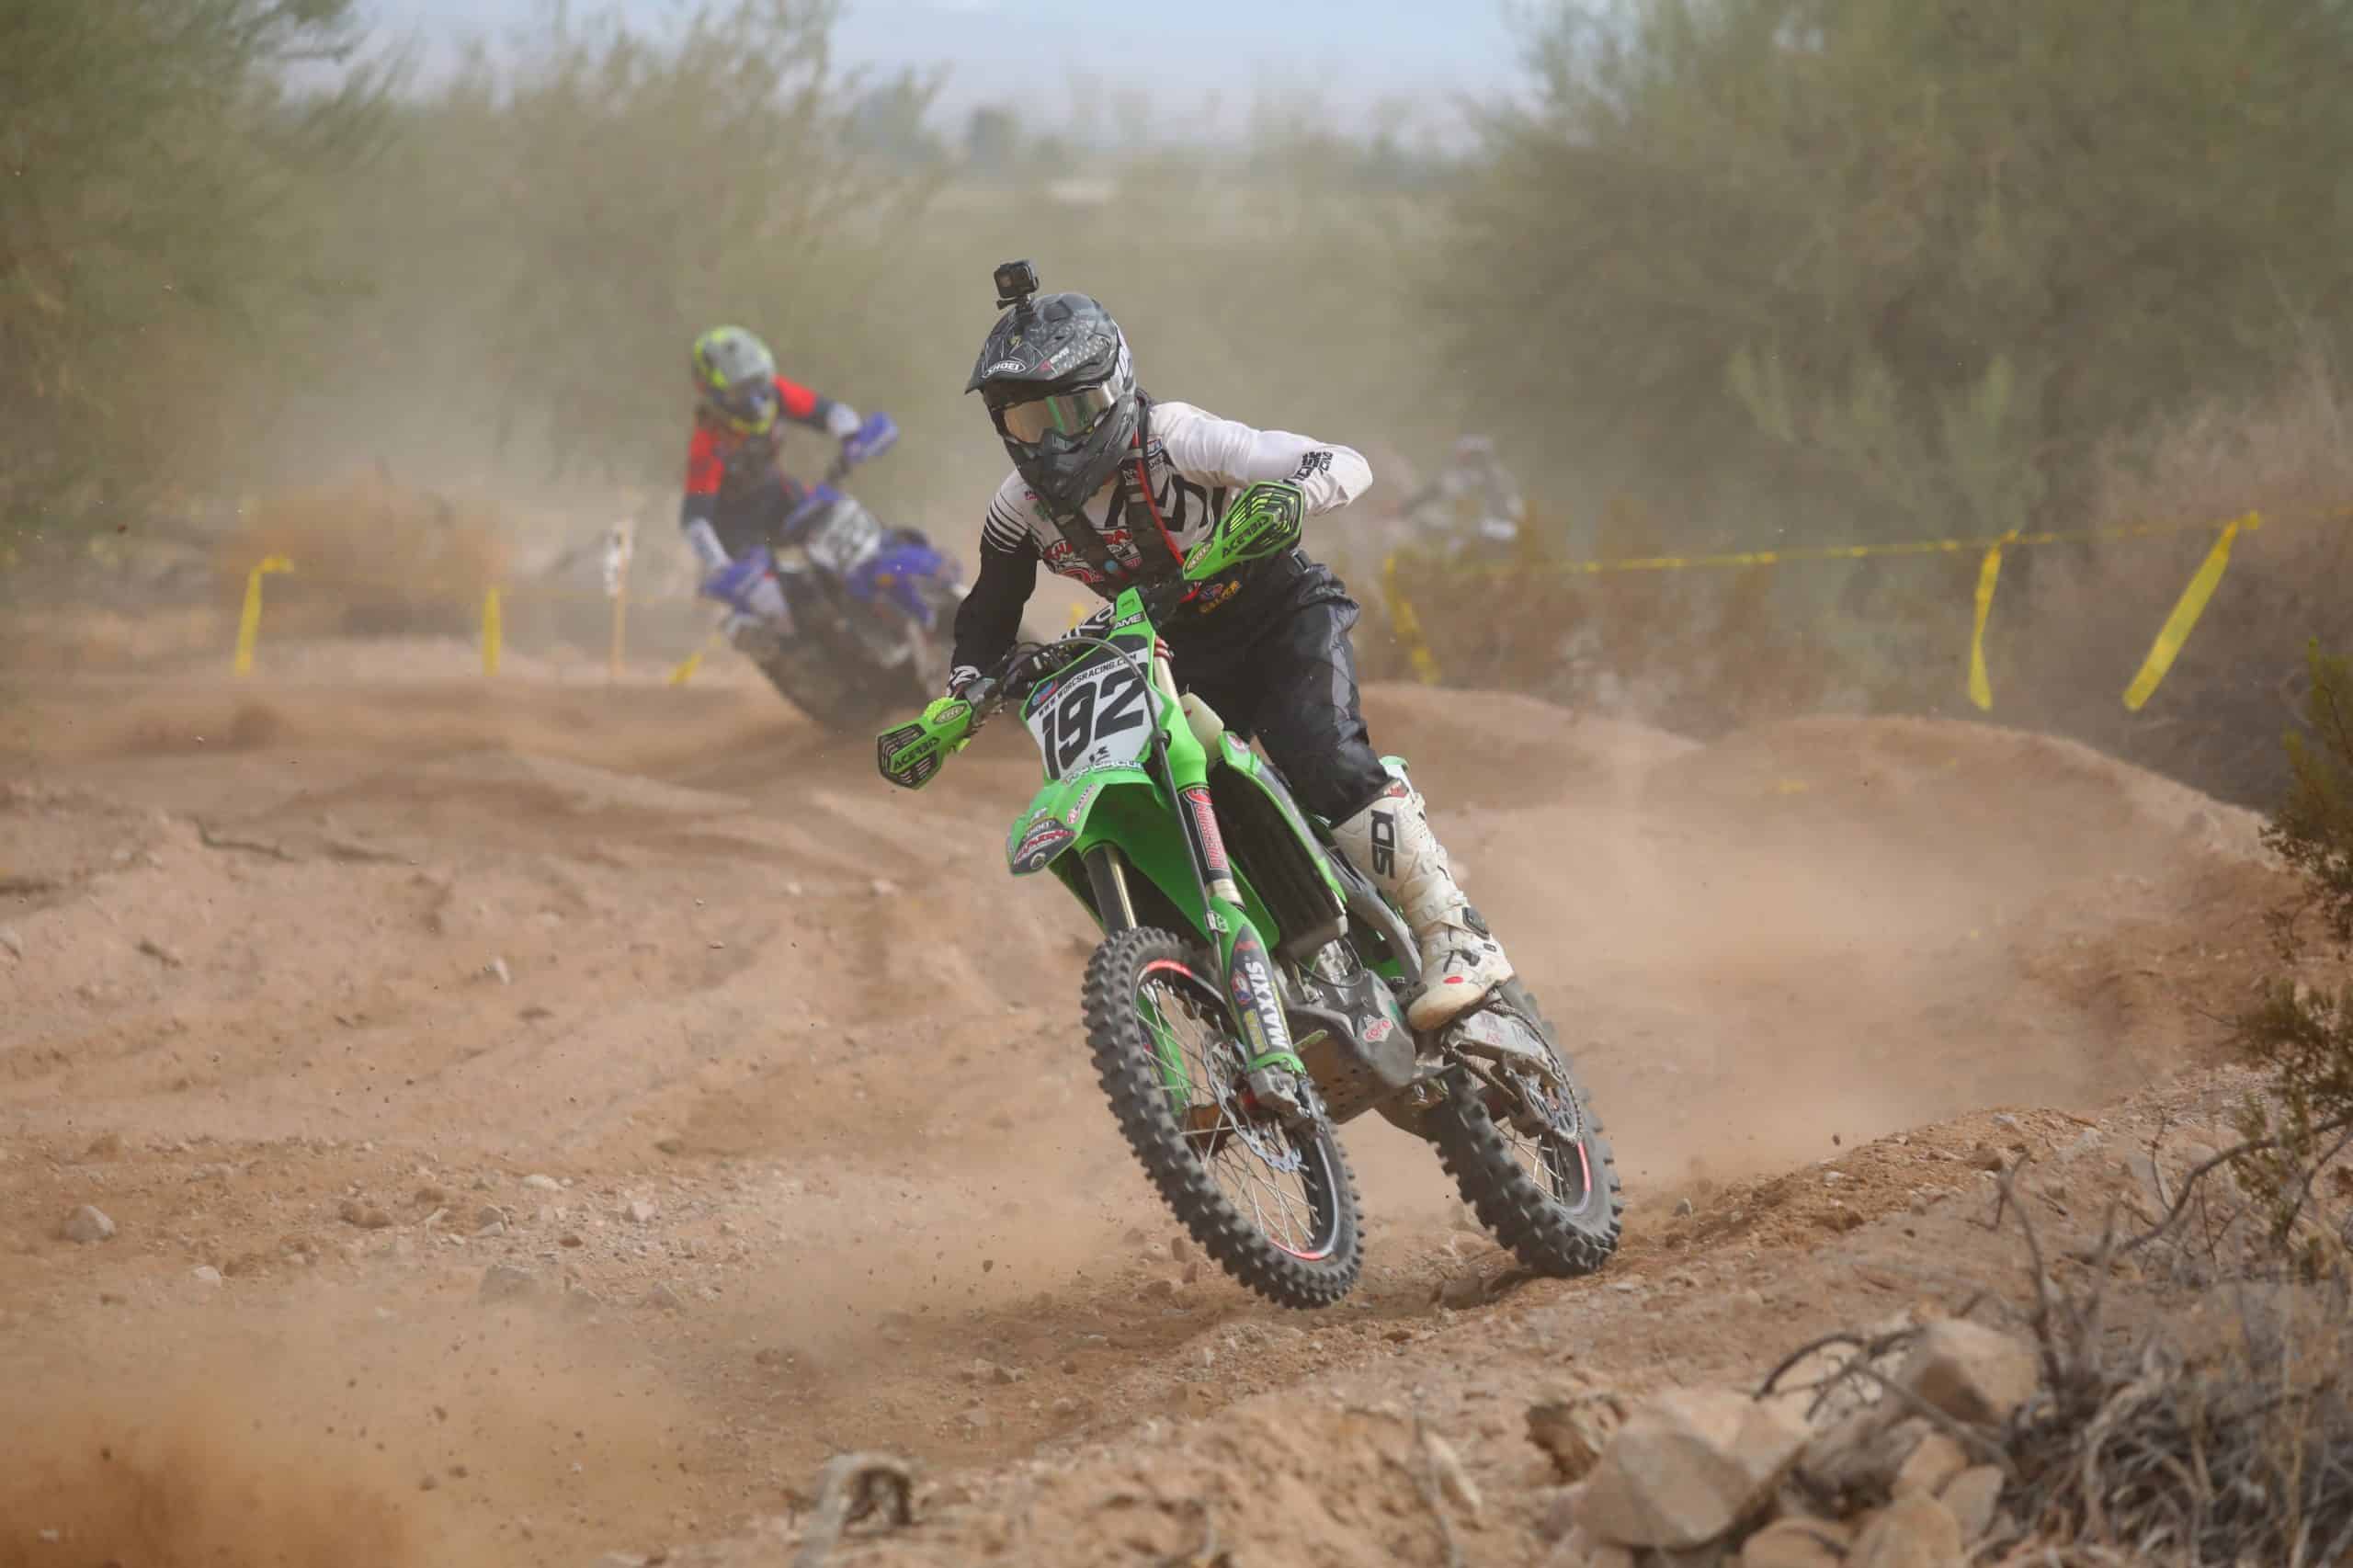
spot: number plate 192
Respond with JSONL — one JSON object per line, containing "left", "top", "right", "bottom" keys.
{"left": 1028, "top": 661, "right": 1150, "bottom": 780}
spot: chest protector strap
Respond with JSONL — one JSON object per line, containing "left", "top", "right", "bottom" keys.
{"left": 1036, "top": 396, "right": 1188, "bottom": 595}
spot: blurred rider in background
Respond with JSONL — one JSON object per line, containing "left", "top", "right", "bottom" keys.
{"left": 1402, "top": 435, "right": 1525, "bottom": 562}
{"left": 676, "top": 325, "right": 867, "bottom": 637}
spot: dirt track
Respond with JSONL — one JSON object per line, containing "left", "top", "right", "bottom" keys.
{"left": 0, "top": 642, "right": 2289, "bottom": 1564}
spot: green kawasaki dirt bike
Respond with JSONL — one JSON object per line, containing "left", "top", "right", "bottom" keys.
{"left": 876, "top": 481, "right": 1622, "bottom": 1307}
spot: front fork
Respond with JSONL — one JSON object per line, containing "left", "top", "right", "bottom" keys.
{"left": 1143, "top": 647, "right": 1312, "bottom": 1122}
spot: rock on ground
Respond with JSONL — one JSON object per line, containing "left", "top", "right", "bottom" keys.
{"left": 60, "top": 1204, "right": 116, "bottom": 1244}
{"left": 1850, "top": 1493, "right": 1964, "bottom": 1568}
{"left": 1898, "top": 1320, "right": 2039, "bottom": 1426}
{"left": 1892, "top": 1431, "right": 1969, "bottom": 1497}
{"left": 1938, "top": 1466, "right": 2004, "bottom": 1544}
{"left": 1528, "top": 1392, "right": 1627, "bottom": 1483}
{"left": 1421, "top": 1428, "right": 1482, "bottom": 1522}
{"left": 1534, "top": 1483, "right": 1586, "bottom": 1544}
{"left": 1578, "top": 1386, "right": 1809, "bottom": 1550}
{"left": 1740, "top": 1517, "right": 1852, "bottom": 1568}
{"left": 479, "top": 1264, "right": 540, "bottom": 1303}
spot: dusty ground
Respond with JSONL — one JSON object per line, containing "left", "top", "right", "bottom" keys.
{"left": 0, "top": 636, "right": 2288, "bottom": 1565}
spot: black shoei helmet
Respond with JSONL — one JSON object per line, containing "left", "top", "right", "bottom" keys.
{"left": 966, "top": 260, "right": 1139, "bottom": 517}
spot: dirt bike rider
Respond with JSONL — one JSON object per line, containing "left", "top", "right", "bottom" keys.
{"left": 1403, "top": 434, "right": 1526, "bottom": 560}
{"left": 676, "top": 324, "right": 875, "bottom": 641}
{"left": 935, "top": 269, "right": 1512, "bottom": 1030}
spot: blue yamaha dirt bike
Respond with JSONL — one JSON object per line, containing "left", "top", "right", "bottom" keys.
{"left": 875, "top": 481, "right": 1622, "bottom": 1308}
{"left": 701, "top": 414, "right": 970, "bottom": 732}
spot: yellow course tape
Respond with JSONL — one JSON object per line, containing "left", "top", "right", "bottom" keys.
{"left": 1409, "top": 502, "right": 2331, "bottom": 713}
{"left": 1967, "top": 531, "right": 2016, "bottom": 712}
{"left": 209, "top": 498, "right": 2324, "bottom": 707}
{"left": 481, "top": 587, "right": 503, "bottom": 678}
{"left": 1505, "top": 504, "right": 2329, "bottom": 578}
{"left": 2123, "top": 512, "right": 2258, "bottom": 712}
{"left": 232, "top": 556, "right": 295, "bottom": 676}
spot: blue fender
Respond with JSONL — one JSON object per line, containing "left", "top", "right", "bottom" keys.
{"left": 849, "top": 540, "right": 958, "bottom": 627}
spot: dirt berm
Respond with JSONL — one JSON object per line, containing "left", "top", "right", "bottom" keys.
{"left": 0, "top": 648, "right": 2282, "bottom": 1564}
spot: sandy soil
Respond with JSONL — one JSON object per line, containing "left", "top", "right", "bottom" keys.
{"left": 0, "top": 639, "right": 2287, "bottom": 1565}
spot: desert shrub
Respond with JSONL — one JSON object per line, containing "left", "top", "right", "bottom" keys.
{"left": 1991, "top": 1268, "right": 2353, "bottom": 1563}
{"left": 1984, "top": 370, "right": 2353, "bottom": 806}
{"left": 0, "top": 0, "right": 385, "bottom": 530}
{"left": 1777, "top": 1160, "right": 2353, "bottom": 1564}
{"left": 1357, "top": 494, "right": 1920, "bottom": 734}
{"left": 2223, "top": 643, "right": 2353, "bottom": 1276}
{"left": 1442, "top": 0, "right": 2353, "bottom": 558}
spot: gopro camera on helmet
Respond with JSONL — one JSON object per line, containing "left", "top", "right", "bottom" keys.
{"left": 993, "top": 259, "right": 1040, "bottom": 310}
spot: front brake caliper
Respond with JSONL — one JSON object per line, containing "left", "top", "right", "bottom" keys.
{"left": 1245, "top": 1065, "right": 1312, "bottom": 1128}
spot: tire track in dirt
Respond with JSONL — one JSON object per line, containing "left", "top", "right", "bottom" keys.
{"left": 0, "top": 655, "right": 2285, "bottom": 1563}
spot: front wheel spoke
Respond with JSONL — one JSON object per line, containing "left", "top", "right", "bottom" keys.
{"left": 1131, "top": 956, "right": 1330, "bottom": 1260}
{"left": 1222, "top": 1147, "right": 1269, "bottom": 1224}
{"left": 1228, "top": 1151, "right": 1276, "bottom": 1239}
{"left": 1248, "top": 1151, "right": 1306, "bottom": 1234}
{"left": 1235, "top": 1146, "right": 1310, "bottom": 1247}
{"left": 1265, "top": 1171, "right": 1312, "bottom": 1248}
{"left": 1232, "top": 1145, "right": 1298, "bottom": 1244}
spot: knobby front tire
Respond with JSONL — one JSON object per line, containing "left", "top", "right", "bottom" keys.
{"left": 1085, "top": 927, "right": 1363, "bottom": 1309}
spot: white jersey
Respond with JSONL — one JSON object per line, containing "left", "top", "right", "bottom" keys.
{"left": 978, "top": 400, "right": 1373, "bottom": 589}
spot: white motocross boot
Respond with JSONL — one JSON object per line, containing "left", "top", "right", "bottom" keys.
{"left": 1331, "top": 770, "right": 1514, "bottom": 1031}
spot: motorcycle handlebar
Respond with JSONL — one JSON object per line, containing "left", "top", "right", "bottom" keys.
{"left": 965, "top": 631, "right": 1128, "bottom": 721}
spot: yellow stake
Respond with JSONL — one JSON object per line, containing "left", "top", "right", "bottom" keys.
{"left": 2124, "top": 513, "right": 2259, "bottom": 711}
{"left": 482, "top": 587, "right": 503, "bottom": 678}
{"left": 669, "top": 628, "right": 723, "bottom": 687}
{"left": 607, "top": 525, "right": 632, "bottom": 683}
{"left": 1966, "top": 531, "right": 2015, "bottom": 712}
{"left": 609, "top": 575, "right": 629, "bottom": 682}
{"left": 1381, "top": 553, "right": 1441, "bottom": 687}
{"left": 232, "top": 556, "right": 294, "bottom": 676}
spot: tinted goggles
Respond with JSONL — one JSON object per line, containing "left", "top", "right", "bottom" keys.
{"left": 995, "top": 383, "right": 1118, "bottom": 445}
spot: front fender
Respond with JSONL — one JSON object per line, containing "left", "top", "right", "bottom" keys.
{"left": 1006, "top": 767, "right": 1148, "bottom": 875}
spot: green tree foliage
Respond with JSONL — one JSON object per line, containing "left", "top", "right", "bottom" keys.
{"left": 1449, "top": 0, "right": 2353, "bottom": 548}
{"left": 0, "top": 0, "right": 383, "bottom": 527}
{"left": 0, "top": 0, "right": 1461, "bottom": 553}
{"left": 352, "top": 0, "right": 942, "bottom": 487}
{"left": 2234, "top": 643, "right": 2353, "bottom": 1271}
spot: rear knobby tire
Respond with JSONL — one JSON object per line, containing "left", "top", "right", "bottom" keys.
{"left": 1427, "top": 980, "right": 1623, "bottom": 1277}
{"left": 1085, "top": 926, "right": 1363, "bottom": 1309}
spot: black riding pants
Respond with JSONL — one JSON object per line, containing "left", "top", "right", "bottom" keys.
{"left": 1166, "top": 556, "right": 1392, "bottom": 825}
{"left": 708, "top": 471, "right": 810, "bottom": 560}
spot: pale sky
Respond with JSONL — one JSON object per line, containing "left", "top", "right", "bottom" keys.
{"left": 361, "top": 0, "right": 1536, "bottom": 138}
